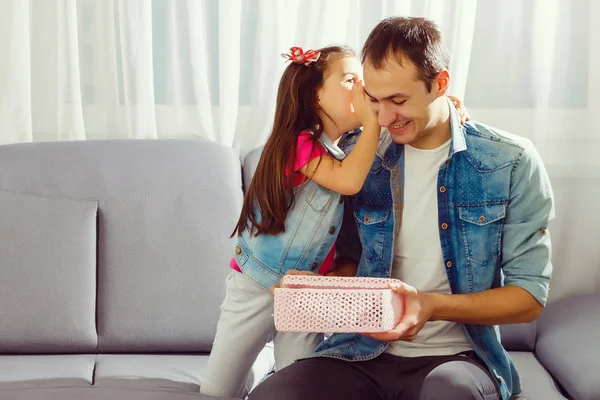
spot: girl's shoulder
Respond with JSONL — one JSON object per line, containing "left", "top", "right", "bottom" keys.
{"left": 293, "top": 130, "right": 328, "bottom": 171}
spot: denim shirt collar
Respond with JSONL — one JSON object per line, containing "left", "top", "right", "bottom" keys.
{"left": 318, "top": 131, "right": 346, "bottom": 161}
{"left": 446, "top": 96, "right": 467, "bottom": 158}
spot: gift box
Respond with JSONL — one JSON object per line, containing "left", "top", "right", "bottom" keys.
{"left": 274, "top": 275, "right": 404, "bottom": 333}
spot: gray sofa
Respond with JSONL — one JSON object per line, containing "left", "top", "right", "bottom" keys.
{"left": 0, "top": 139, "right": 598, "bottom": 400}
{"left": 0, "top": 140, "right": 272, "bottom": 400}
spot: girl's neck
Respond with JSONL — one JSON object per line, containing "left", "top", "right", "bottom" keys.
{"left": 319, "top": 118, "right": 343, "bottom": 143}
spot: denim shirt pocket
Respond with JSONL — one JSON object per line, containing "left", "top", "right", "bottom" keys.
{"left": 458, "top": 204, "right": 506, "bottom": 265}
{"left": 301, "top": 182, "right": 334, "bottom": 213}
{"left": 354, "top": 206, "right": 390, "bottom": 261}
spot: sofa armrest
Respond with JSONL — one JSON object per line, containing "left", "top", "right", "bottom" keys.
{"left": 535, "top": 294, "right": 600, "bottom": 400}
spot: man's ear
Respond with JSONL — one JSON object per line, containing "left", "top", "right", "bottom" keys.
{"left": 435, "top": 70, "right": 450, "bottom": 98}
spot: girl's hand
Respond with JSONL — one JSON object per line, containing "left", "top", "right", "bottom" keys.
{"left": 269, "top": 270, "right": 318, "bottom": 296}
{"left": 351, "top": 79, "right": 379, "bottom": 129}
{"left": 448, "top": 95, "right": 470, "bottom": 124}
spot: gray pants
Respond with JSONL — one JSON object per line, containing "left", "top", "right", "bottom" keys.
{"left": 200, "top": 271, "right": 323, "bottom": 398}
{"left": 248, "top": 351, "right": 500, "bottom": 400}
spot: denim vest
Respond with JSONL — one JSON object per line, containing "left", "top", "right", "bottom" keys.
{"left": 312, "top": 98, "right": 555, "bottom": 400}
{"left": 234, "top": 133, "right": 347, "bottom": 290}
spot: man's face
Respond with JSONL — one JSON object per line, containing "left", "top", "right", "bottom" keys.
{"left": 363, "top": 56, "right": 446, "bottom": 148}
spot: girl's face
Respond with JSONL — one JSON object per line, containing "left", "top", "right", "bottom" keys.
{"left": 316, "top": 56, "right": 363, "bottom": 135}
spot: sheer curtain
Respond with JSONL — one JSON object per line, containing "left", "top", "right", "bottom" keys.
{"left": 1, "top": 0, "right": 598, "bottom": 296}
{"left": 1, "top": 0, "right": 596, "bottom": 158}
{"left": 0, "top": 0, "right": 478, "bottom": 153}
{"left": 463, "top": 0, "right": 600, "bottom": 299}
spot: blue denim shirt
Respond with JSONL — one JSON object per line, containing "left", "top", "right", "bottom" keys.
{"left": 312, "top": 98, "right": 555, "bottom": 400}
{"left": 234, "top": 133, "right": 347, "bottom": 290}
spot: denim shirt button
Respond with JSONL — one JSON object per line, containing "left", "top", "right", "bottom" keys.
{"left": 234, "top": 246, "right": 242, "bottom": 255}
{"left": 439, "top": 186, "right": 447, "bottom": 193}
{"left": 329, "top": 226, "right": 336, "bottom": 234}
{"left": 441, "top": 223, "right": 448, "bottom": 230}
{"left": 446, "top": 261, "right": 452, "bottom": 268}
{"left": 311, "top": 262, "right": 319, "bottom": 270}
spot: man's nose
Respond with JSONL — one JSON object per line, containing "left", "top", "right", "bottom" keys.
{"left": 377, "top": 103, "right": 397, "bottom": 127}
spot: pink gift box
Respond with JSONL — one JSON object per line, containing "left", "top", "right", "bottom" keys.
{"left": 274, "top": 275, "right": 405, "bottom": 333}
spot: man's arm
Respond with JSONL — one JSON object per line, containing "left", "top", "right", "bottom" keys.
{"left": 427, "top": 286, "right": 543, "bottom": 325}
{"left": 429, "top": 141, "right": 554, "bottom": 324}
{"left": 367, "top": 142, "right": 555, "bottom": 341}
{"left": 327, "top": 196, "right": 361, "bottom": 277}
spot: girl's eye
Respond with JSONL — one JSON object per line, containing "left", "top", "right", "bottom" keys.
{"left": 345, "top": 78, "right": 355, "bottom": 83}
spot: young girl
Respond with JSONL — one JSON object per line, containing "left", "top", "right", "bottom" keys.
{"left": 200, "top": 45, "right": 381, "bottom": 398}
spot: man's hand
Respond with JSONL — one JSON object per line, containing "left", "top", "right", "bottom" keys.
{"left": 362, "top": 281, "right": 435, "bottom": 342}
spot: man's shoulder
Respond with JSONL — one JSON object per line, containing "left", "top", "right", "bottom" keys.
{"left": 460, "top": 121, "right": 534, "bottom": 172}
{"left": 338, "top": 127, "right": 389, "bottom": 156}
{"left": 464, "top": 121, "right": 531, "bottom": 148}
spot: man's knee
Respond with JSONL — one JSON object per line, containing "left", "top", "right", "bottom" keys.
{"left": 248, "top": 371, "right": 302, "bottom": 400}
{"left": 248, "top": 361, "right": 325, "bottom": 400}
{"left": 420, "top": 361, "right": 498, "bottom": 400}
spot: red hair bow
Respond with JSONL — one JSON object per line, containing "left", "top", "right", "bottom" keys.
{"left": 281, "top": 46, "right": 321, "bottom": 66}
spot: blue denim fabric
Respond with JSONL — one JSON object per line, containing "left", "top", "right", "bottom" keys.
{"left": 234, "top": 133, "right": 347, "bottom": 290}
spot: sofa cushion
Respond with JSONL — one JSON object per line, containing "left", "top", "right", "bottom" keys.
{"left": 509, "top": 352, "right": 567, "bottom": 399}
{"left": 0, "top": 139, "right": 243, "bottom": 354}
{"left": 95, "top": 354, "right": 207, "bottom": 391}
{"left": 80, "top": 140, "right": 243, "bottom": 353}
{"left": 500, "top": 322, "right": 537, "bottom": 351}
{"left": 0, "top": 191, "right": 97, "bottom": 353}
{"left": 536, "top": 294, "right": 600, "bottom": 400}
{"left": 242, "top": 146, "right": 263, "bottom": 191}
{"left": 0, "top": 355, "right": 96, "bottom": 388}
{"left": 0, "top": 387, "right": 233, "bottom": 400}
{"left": 94, "top": 344, "right": 274, "bottom": 393}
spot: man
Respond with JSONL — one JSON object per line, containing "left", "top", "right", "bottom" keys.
{"left": 250, "top": 17, "right": 554, "bottom": 400}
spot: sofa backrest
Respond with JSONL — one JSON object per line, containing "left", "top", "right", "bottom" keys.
{"left": 0, "top": 139, "right": 242, "bottom": 354}
{"left": 242, "top": 146, "right": 262, "bottom": 191}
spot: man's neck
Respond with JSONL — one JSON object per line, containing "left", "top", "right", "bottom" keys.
{"left": 412, "top": 101, "right": 451, "bottom": 150}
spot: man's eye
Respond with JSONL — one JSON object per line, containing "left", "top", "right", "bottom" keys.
{"left": 392, "top": 100, "right": 407, "bottom": 105}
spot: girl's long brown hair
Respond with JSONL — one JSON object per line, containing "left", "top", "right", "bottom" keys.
{"left": 232, "top": 45, "right": 356, "bottom": 237}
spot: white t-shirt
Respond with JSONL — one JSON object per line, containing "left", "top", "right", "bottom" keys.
{"left": 385, "top": 140, "right": 472, "bottom": 357}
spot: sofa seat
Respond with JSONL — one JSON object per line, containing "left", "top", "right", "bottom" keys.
{"left": 0, "top": 343, "right": 274, "bottom": 399}
{"left": 0, "top": 387, "right": 226, "bottom": 400}
{"left": 508, "top": 352, "right": 567, "bottom": 399}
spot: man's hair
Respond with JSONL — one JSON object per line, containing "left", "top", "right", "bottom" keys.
{"left": 361, "top": 17, "right": 450, "bottom": 92}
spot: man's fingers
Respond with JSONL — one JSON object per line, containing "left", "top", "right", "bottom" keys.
{"left": 361, "top": 318, "right": 414, "bottom": 342}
